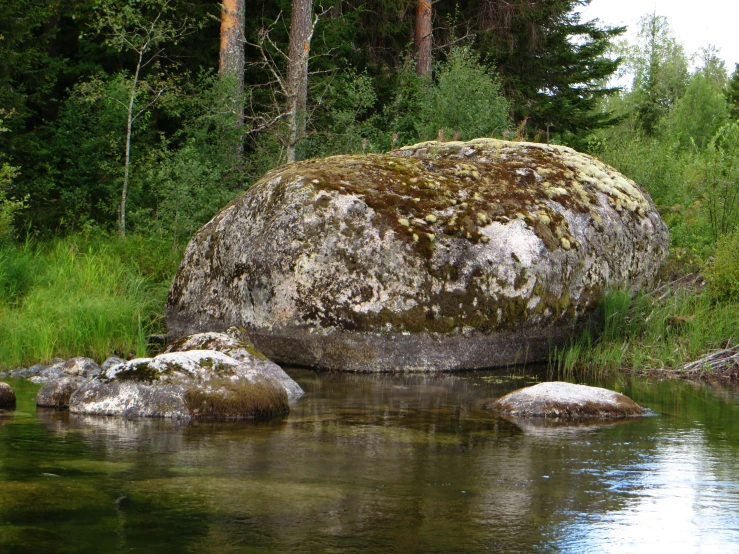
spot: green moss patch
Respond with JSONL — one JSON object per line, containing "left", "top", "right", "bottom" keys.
{"left": 256, "top": 140, "right": 642, "bottom": 261}
{"left": 183, "top": 378, "right": 289, "bottom": 420}
{"left": 113, "top": 362, "right": 162, "bottom": 383}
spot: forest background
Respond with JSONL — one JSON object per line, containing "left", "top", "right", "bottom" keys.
{"left": 1, "top": 0, "right": 739, "bottom": 376}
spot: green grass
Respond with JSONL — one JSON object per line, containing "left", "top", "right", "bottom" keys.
{"left": 550, "top": 285, "right": 739, "bottom": 378}
{"left": 0, "top": 234, "right": 183, "bottom": 369}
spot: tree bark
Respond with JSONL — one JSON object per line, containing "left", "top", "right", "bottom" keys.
{"left": 287, "top": 0, "right": 313, "bottom": 163}
{"left": 415, "top": 0, "right": 432, "bottom": 77}
{"left": 219, "top": 0, "right": 245, "bottom": 128}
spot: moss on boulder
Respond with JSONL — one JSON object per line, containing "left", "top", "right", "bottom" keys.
{"left": 166, "top": 139, "right": 669, "bottom": 372}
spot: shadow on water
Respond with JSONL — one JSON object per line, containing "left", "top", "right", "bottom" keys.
{"left": 1, "top": 368, "right": 739, "bottom": 552}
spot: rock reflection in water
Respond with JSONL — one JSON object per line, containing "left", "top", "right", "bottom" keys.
{"left": 3, "top": 369, "right": 739, "bottom": 552}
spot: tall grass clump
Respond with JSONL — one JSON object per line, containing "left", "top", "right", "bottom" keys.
{"left": 0, "top": 234, "right": 182, "bottom": 369}
{"left": 551, "top": 284, "right": 739, "bottom": 377}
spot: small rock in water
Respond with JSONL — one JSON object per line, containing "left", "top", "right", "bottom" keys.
{"left": 29, "top": 364, "right": 67, "bottom": 384}
{"left": 10, "top": 367, "right": 30, "bottom": 378}
{"left": 70, "top": 336, "right": 302, "bottom": 420}
{"left": 36, "top": 377, "right": 84, "bottom": 409}
{"left": 487, "top": 381, "right": 646, "bottom": 419}
{"left": 163, "top": 329, "right": 304, "bottom": 402}
{"left": 0, "top": 382, "right": 16, "bottom": 409}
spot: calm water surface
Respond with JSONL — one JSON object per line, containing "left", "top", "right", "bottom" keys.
{"left": 2, "top": 370, "right": 739, "bottom": 553}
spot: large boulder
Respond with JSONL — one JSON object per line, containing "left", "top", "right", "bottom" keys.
{"left": 69, "top": 349, "right": 297, "bottom": 420}
{"left": 166, "top": 139, "right": 669, "bottom": 372}
{"left": 487, "top": 381, "right": 647, "bottom": 419}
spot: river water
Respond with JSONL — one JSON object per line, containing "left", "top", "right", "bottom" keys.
{"left": 1, "top": 369, "right": 739, "bottom": 553}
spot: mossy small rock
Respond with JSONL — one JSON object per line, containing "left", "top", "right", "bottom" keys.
{"left": 166, "top": 138, "right": 669, "bottom": 372}
{"left": 69, "top": 349, "right": 298, "bottom": 420}
{"left": 0, "top": 382, "right": 16, "bottom": 409}
{"left": 163, "top": 329, "right": 304, "bottom": 401}
{"left": 487, "top": 381, "right": 647, "bottom": 419}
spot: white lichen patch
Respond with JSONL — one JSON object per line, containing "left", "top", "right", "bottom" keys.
{"left": 479, "top": 220, "right": 543, "bottom": 267}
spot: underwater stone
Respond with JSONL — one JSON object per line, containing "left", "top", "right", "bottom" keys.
{"left": 166, "top": 138, "right": 669, "bottom": 372}
{"left": 487, "top": 381, "right": 647, "bottom": 419}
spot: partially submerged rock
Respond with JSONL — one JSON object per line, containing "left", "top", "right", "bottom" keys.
{"left": 69, "top": 349, "right": 296, "bottom": 420}
{"left": 163, "top": 329, "right": 304, "bottom": 401}
{"left": 487, "top": 381, "right": 647, "bottom": 419}
{"left": 0, "top": 382, "right": 16, "bottom": 409}
{"left": 166, "top": 138, "right": 669, "bottom": 372}
{"left": 36, "top": 377, "right": 83, "bottom": 409}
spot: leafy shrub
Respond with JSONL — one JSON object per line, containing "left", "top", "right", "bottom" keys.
{"left": 385, "top": 46, "right": 510, "bottom": 146}
{"left": 705, "top": 231, "right": 739, "bottom": 299}
{"left": 417, "top": 46, "right": 510, "bottom": 141}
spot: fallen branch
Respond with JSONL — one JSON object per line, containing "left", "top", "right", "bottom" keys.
{"left": 663, "top": 343, "right": 739, "bottom": 375}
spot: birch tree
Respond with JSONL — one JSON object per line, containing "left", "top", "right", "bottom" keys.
{"left": 85, "top": 0, "right": 196, "bottom": 237}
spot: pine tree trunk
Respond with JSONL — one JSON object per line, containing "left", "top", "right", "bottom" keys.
{"left": 220, "top": 0, "right": 245, "bottom": 156}
{"left": 287, "top": 0, "right": 313, "bottom": 163}
{"left": 415, "top": 0, "right": 432, "bottom": 77}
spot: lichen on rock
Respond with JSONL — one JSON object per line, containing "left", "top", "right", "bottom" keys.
{"left": 166, "top": 138, "right": 669, "bottom": 372}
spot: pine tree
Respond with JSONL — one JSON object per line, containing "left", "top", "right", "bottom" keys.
{"left": 436, "top": 0, "right": 625, "bottom": 143}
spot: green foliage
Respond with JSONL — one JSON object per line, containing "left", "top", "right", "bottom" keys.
{"left": 727, "top": 64, "right": 739, "bottom": 120}
{"left": 551, "top": 287, "right": 739, "bottom": 375}
{"left": 0, "top": 113, "right": 26, "bottom": 240}
{"left": 627, "top": 14, "right": 689, "bottom": 135}
{"left": 0, "top": 1, "right": 58, "bottom": 132}
{"left": 385, "top": 46, "right": 510, "bottom": 145}
{"left": 130, "top": 73, "right": 247, "bottom": 242}
{"left": 688, "top": 122, "right": 739, "bottom": 241}
{"left": 301, "top": 68, "right": 382, "bottom": 157}
{"left": 662, "top": 72, "right": 729, "bottom": 151}
{"left": 416, "top": 46, "right": 510, "bottom": 141}
{"left": 0, "top": 234, "right": 182, "bottom": 369}
{"left": 0, "top": 163, "right": 25, "bottom": 241}
{"left": 705, "top": 231, "right": 739, "bottom": 300}
{"left": 461, "top": 0, "right": 625, "bottom": 143}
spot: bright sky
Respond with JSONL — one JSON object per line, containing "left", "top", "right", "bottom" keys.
{"left": 580, "top": 0, "right": 739, "bottom": 75}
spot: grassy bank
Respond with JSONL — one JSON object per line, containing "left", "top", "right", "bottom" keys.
{"left": 552, "top": 268, "right": 739, "bottom": 380}
{"left": 2, "top": 226, "right": 737, "bottom": 379}
{"left": 0, "top": 234, "right": 182, "bottom": 369}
